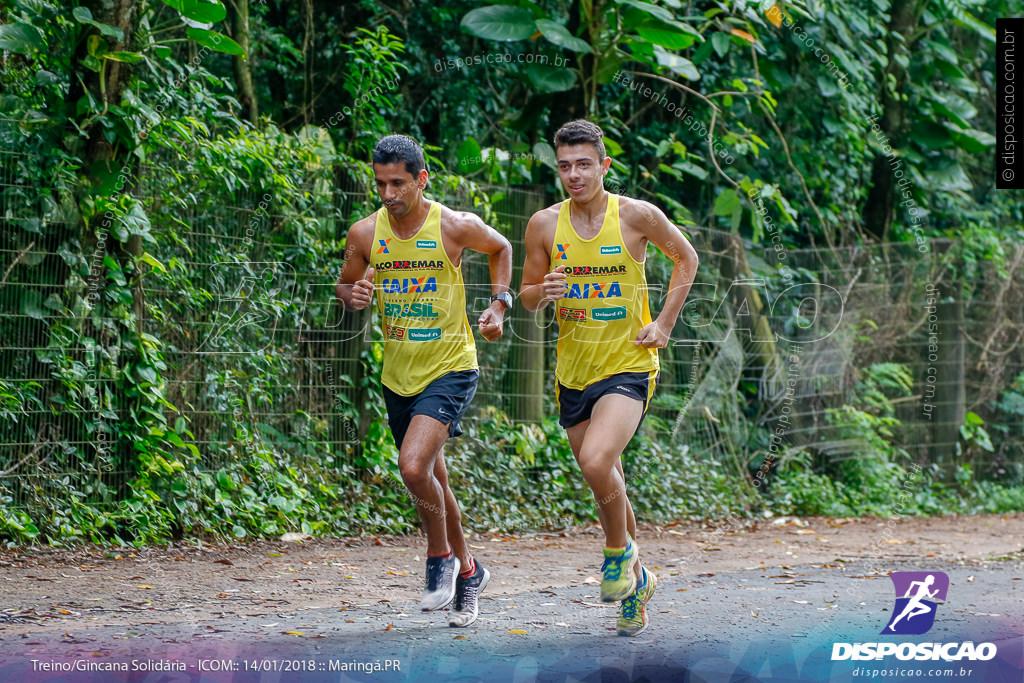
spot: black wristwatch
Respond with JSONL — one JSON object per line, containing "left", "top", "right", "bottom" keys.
{"left": 489, "top": 291, "right": 514, "bottom": 310}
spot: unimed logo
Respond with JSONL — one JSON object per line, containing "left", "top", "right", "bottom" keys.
{"left": 831, "top": 571, "right": 997, "bottom": 663}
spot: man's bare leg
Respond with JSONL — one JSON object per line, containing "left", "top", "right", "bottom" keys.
{"left": 433, "top": 447, "right": 471, "bottom": 569}
{"left": 398, "top": 415, "right": 453, "bottom": 556}
{"left": 566, "top": 393, "right": 645, "bottom": 578}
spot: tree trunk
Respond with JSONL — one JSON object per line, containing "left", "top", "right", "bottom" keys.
{"left": 233, "top": 0, "right": 259, "bottom": 125}
{"left": 861, "top": 0, "right": 916, "bottom": 242}
{"left": 75, "top": 0, "right": 143, "bottom": 492}
{"left": 500, "top": 186, "right": 547, "bottom": 423}
{"left": 931, "top": 284, "right": 965, "bottom": 479}
{"left": 719, "top": 234, "right": 784, "bottom": 386}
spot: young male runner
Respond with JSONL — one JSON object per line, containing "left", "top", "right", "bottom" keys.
{"left": 520, "top": 120, "right": 698, "bottom": 636}
{"left": 336, "top": 134, "right": 513, "bottom": 627}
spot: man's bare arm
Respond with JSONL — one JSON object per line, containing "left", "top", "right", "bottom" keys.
{"left": 448, "top": 211, "right": 512, "bottom": 341}
{"left": 335, "top": 220, "right": 375, "bottom": 311}
{"left": 520, "top": 212, "right": 565, "bottom": 312}
{"left": 630, "top": 201, "right": 699, "bottom": 347}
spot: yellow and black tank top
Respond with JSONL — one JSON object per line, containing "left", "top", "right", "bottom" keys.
{"left": 370, "top": 202, "right": 477, "bottom": 396}
{"left": 551, "top": 194, "right": 659, "bottom": 390}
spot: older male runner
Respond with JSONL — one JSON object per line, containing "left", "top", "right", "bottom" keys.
{"left": 520, "top": 120, "right": 698, "bottom": 635}
{"left": 336, "top": 134, "right": 513, "bottom": 627}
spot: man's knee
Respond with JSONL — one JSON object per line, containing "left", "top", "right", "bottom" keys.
{"left": 579, "top": 456, "right": 615, "bottom": 486}
{"left": 399, "top": 456, "right": 434, "bottom": 489}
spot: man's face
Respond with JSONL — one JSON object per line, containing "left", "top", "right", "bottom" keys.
{"left": 556, "top": 143, "right": 611, "bottom": 202}
{"left": 374, "top": 162, "right": 427, "bottom": 217}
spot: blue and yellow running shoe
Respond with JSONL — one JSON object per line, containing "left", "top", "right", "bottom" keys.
{"left": 617, "top": 565, "right": 657, "bottom": 636}
{"left": 601, "top": 537, "right": 638, "bottom": 602}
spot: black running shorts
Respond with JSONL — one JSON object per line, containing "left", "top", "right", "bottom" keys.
{"left": 556, "top": 370, "right": 657, "bottom": 430}
{"left": 382, "top": 369, "right": 479, "bottom": 450}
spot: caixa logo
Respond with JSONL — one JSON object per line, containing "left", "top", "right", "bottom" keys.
{"left": 831, "top": 571, "right": 997, "bottom": 662}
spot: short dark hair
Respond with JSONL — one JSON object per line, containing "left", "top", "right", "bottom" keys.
{"left": 553, "top": 119, "right": 607, "bottom": 159}
{"left": 372, "top": 134, "right": 426, "bottom": 176}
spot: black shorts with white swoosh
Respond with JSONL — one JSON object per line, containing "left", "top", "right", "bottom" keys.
{"left": 382, "top": 369, "right": 479, "bottom": 449}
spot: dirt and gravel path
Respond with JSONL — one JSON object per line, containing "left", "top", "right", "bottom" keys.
{"left": 1, "top": 515, "right": 1023, "bottom": 682}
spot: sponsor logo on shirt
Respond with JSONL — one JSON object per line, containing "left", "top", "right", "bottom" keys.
{"left": 381, "top": 277, "right": 438, "bottom": 293}
{"left": 375, "top": 260, "right": 444, "bottom": 271}
{"left": 384, "top": 302, "right": 439, "bottom": 319}
{"left": 565, "top": 282, "right": 623, "bottom": 299}
{"left": 565, "top": 264, "right": 627, "bottom": 276}
{"left": 408, "top": 328, "right": 443, "bottom": 342}
{"left": 592, "top": 306, "right": 627, "bottom": 321}
{"left": 559, "top": 307, "right": 587, "bottom": 321}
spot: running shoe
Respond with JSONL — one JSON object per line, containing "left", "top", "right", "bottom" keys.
{"left": 420, "top": 554, "right": 460, "bottom": 611}
{"left": 449, "top": 560, "right": 490, "bottom": 627}
{"left": 617, "top": 566, "right": 657, "bottom": 636}
{"left": 601, "top": 537, "right": 638, "bottom": 602}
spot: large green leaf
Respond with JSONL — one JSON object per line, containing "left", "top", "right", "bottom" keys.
{"left": 927, "top": 158, "right": 972, "bottom": 192}
{"left": 457, "top": 137, "right": 483, "bottom": 174}
{"left": 910, "top": 120, "right": 953, "bottom": 150}
{"left": 713, "top": 189, "right": 740, "bottom": 216}
{"left": 20, "top": 290, "right": 45, "bottom": 320}
{"left": 532, "top": 142, "right": 558, "bottom": 171}
{"left": 636, "top": 26, "right": 695, "bottom": 50}
{"left": 72, "top": 7, "right": 125, "bottom": 41}
{"left": 0, "top": 22, "right": 45, "bottom": 54}
{"left": 186, "top": 28, "right": 244, "bottom": 55}
{"left": 161, "top": 0, "right": 228, "bottom": 24}
{"left": 461, "top": 6, "right": 536, "bottom": 42}
{"left": 946, "top": 124, "right": 996, "bottom": 154}
{"left": 522, "top": 64, "right": 576, "bottom": 92}
{"left": 931, "top": 93, "right": 977, "bottom": 130}
{"left": 654, "top": 46, "right": 699, "bottom": 80}
{"left": 616, "top": 0, "right": 676, "bottom": 24}
{"left": 535, "top": 19, "right": 591, "bottom": 53}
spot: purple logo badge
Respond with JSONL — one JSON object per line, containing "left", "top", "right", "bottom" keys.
{"left": 882, "top": 571, "right": 949, "bottom": 635}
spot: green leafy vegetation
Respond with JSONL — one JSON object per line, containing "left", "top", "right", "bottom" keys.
{"left": 1, "top": 0, "right": 1022, "bottom": 546}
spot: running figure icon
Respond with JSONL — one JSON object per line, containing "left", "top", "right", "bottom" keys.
{"left": 887, "top": 574, "right": 938, "bottom": 631}
{"left": 882, "top": 571, "right": 949, "bottom": 635}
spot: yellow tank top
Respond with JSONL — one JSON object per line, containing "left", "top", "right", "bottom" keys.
{"left": 552, "top": 194, "right": 659, "bottom": 390}
{"left": 370, "top": 202, "right": 477, "bottom": 396}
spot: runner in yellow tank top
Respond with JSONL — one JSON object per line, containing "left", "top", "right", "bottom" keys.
{"left": 521, "top": 120, "right": 699, "bottom": 637}
{"left": 370, "top": 200, "right": 477, "bottom": 396}
{"left": 550, "top": 192, "right": 659, "bottom": 390}
{"left": 336, "top": 135, "right": 512, "bottom": 627}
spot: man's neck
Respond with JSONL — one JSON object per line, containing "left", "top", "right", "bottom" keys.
{"left": 388, "top": 198, "right": 431, "bottom": 238}
{"left": 570, "top": 189, "right": 609, "bottom": 223}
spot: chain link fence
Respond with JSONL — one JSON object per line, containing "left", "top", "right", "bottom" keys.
{"left": 3, "top": 140, "right": 1022, "bottom": 514}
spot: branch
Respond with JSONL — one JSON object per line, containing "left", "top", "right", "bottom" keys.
{"left": 707, "top": 109, "right": 739, "bottom": 189}
{"left": 623, "top": 70, "right": 720, "bottom": 112}
{"left": 757, "top": 99, "right": 835, "bottom": 252}
{"left": 0, "top": 240, "right": 35, "bottom": 289}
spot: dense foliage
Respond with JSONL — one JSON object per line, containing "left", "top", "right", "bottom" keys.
{"left": 0, "top": 0, "right": 1022, "bottom": 546}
